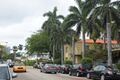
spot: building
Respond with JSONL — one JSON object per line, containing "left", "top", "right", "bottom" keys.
{"left": 64, "top": 39, "right": 117, "bottom": 64}
{"left": 27, "top": 53, "right": 50, "bottom": 61}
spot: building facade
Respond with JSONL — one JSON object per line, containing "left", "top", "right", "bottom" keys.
{"left": 64, "top": 39, "right": 117, "bottom": 64}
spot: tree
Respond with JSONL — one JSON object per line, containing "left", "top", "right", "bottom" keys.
{"left": 63, "top": 0, "right": 96, "bottom": 59}
{"left": 26, "top": 30, "right": 49, "bottom": 59}
{"left": 18, "top": 44, "right": 23, "bottom": 51}
{"left": 42, "top": 7, "right": 64, "bottom": 64}
{"left": 0, "top": 45, "right": 6, "bottom": 59}
{"left": 89, "top": 0, "right": 120, "bottom": 66}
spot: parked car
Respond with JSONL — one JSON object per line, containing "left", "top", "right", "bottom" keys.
{"left": 33, "top": 62, "right": 39, "bottom": 68}
{"left": 8, "top": 62, "right": 14, "bottom": 67}
{"left": 40, "top": 64, "right": 57, "bottom": 74}
{"left": 0, "top": 64, "right": 17, "bottom": 80}
{"left": 0, "top": 59, "right": 4, "bottom": 64}
{"left": 60, "top": 64, "right": 71, "bottom": 74}
{"left": 54, "top": 64, "right": 61, "bottom": 73}
{"left": 87, "top": 65, "right": 120, "bottom": 80}
{"left": 13, "top": 63, "right": 26, "bottom": 72}
{"left": 69, "top": 64, "right": 92, "bottom": 77}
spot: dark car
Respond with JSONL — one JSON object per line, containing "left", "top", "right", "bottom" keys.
{"left": 7, "top": 61, "right": 14, "bottom": 67}
{"left": 40, "top": 64, "right": 57, "bottom": 74}
{"left": 60, "top": 64, "right": 71, "bottom": 74}
{"left": 69, "top": 64, "right": 91, "bottom": 77}
{"left": 87, "top": 65, "right": 119, "bottom": 80}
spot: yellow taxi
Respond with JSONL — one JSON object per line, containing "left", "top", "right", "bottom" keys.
{"left": 13, "top": 63, "right": 26, "bottom": 72}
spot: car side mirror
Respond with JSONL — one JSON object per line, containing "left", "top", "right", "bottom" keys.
{"left": 12, "top": 73, "right": 17, "bottom": 78}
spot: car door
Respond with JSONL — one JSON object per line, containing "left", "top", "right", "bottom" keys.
{"left": 93, "top": 65, "right": 106, "bottom": 78}
{"left": 72, "top": 64, "right": 80, "bottom": 75}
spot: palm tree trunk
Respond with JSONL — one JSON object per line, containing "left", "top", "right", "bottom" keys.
{"left": 106, "top": 23, "right": 112, "bottom": 66}
{"left": 72, "top": 36, "right": 75, "bottom": 64}
{"left": 103, "top": 33, "right": 106, "bottom": 50}
{"left": 61, "top": 42, "right": 64, "bottom": 65}
{"left": 82, "top": 26, "right": 86, "bottom": 59}
{"left": 53, "top": 45, "right": 55, "bottom": 64}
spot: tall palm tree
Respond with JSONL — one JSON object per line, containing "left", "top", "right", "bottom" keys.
{"left": 42, "top": 7, "right": 64, "bottom": 64}
{"left": 89, "top": 0, "right": 120, "bottom": 66}
{"left": 63, "top": 0, "right": 96, "bottom": 59}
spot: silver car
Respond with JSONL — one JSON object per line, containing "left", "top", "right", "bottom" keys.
{"left": 40, "top": 64, "right": 57, "bottom": 74}
{"left": 0, "top": 64, "right": 17, "bottom": 80}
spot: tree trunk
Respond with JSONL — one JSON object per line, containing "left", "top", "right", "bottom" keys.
{"left": 106, "top": 23, "right": 112, "bottom": 66}
{"left": 81, "top": 26, "right": 86, "bottom": 59}
{"left": 72, "top": 36, "right": 75, "bottom": 65}
{"left": 53, "top": 45, "right": 55, "bottom": 64}
{"left": 103, "top": 33, "right": 107, "bottom": 50}
{"left": 61, "top": 42, "right": 64, "bottom": 65}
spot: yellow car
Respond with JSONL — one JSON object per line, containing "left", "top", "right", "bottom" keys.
{"left": 13, "top": 63, "right": 26, "bottom": 72}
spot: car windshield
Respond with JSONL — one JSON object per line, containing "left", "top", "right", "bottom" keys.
{"left": 73, "top": 64, "right": 81, "bottom": 68}
{"left": 0, "top": 66, "right": 10, "bottom": 80}
{"left": 47, "top": 64, "right": 54, "bottom": 66}
{"left": 15, "top": 63, "right": 24, "bottom": 66}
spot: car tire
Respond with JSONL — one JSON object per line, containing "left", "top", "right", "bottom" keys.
{"left": 40, "top": 69, "right": 42, "bottom": 72}
{"left": 101, "top": 75, "right": 105, "bottom": 80}
{"left": 69, "top": 71, "right": 72, "bottom": 76}
{"left": 87, "top": 73, "right": 91, "bottom": 79}
{"left": 76, "top": 72, "right": 80, "bottom": 77}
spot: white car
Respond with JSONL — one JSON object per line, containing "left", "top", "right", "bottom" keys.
{"left": 0, "top": 64, "right": 17, "bottom": 80}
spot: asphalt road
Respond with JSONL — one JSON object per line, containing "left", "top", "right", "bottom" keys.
{"left": 13, "top": 66, "right": 89, "bottom": 80}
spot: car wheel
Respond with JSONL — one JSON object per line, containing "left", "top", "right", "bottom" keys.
{"left": 101, "top": 75, "right": 105, "bottom": 80}
{"left": 40, "top": 69, "right": 42, "bottom": 72}
{"left": 69, "top": 71, "right": 72, "bottom": 76}
{"left": 87, "top": 73, "right": 91, "bottom": 79}
{"left": 76, "top": 72, "right": 80, "bottom": 77}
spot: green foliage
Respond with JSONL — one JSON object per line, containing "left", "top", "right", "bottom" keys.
{"left": 81, "top": 57, "right": 93, "bottom": 64}
{"left": 116, "top": 63, "right": 120, "bottom": 70}
{"left": 23, "top": 60, "right": 36, "bottom": 66}
{"left": 26, "top": 30, "right": 49, "bottom": 54}
{"left": 18, "top": 44, "right": 23, "bottom": 51}
{"left": 64, "top": 60, "right": 72, "bottom": 64}
{"left": 87, "top": 49, "right": 107, "bottom": 62}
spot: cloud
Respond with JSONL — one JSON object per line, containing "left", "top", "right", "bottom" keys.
{"left": 0, "top": 0, "right": 75, "bottom": 47}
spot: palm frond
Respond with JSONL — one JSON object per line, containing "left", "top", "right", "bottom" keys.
{"left": 69, "top": 6, "right": 81, "bottom": 16}
{"left": 57, "top": 15, "right": 64, "bottom": 20}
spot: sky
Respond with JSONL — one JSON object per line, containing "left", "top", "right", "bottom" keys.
{"left": 0, "top": 0, "right": 75, "bottom": 48}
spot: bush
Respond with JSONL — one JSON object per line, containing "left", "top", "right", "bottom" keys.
{"left": 23, "top": 60, "right": 36, "bottom": 66}
{"left": 64, "top": 60, "right": 72, "bottom": 64}
{"left": 81, "top": 57, "right": 93, "bottom": 64}
{"left": 116, "top": 63, "right": 120, "bottom": 70}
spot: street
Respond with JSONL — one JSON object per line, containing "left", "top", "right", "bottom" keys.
{"left": 13, "top": 67, "right": 89, "bottom": 80}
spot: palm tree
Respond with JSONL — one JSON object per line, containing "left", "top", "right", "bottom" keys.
{"left": 63, "top": 0, "right": 96, "bottom": 59}
{"left": 89, "top": 0, "right": 120, "bottom": 66}
{"left": 42, "top": 7, "right": 64, "bottom": 64}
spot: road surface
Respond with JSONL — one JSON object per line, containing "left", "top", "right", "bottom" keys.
{"left": 13, "top": 66, "right": 89, "bottom": 80}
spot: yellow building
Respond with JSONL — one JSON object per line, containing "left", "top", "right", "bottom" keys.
{"left": 64, "top": 39, "right": 117, "bottom": 64}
